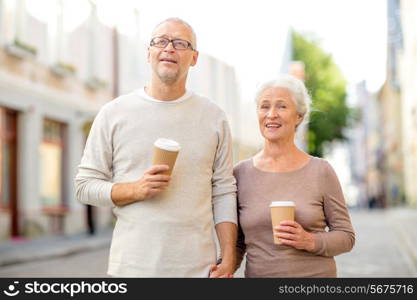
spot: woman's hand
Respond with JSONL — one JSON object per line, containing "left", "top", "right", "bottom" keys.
{"left": 274, "top": 220, "right": 316, "bottom": 252}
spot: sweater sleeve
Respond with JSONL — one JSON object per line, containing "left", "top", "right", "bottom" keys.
{"left": 235, "top": 220, "right": 247, "bottom": 271}
{"left": 211, "top": 114, "right": 237, "bottom": 225}
{"left": 74, "top": 105, "right": 115, "bottom": 207}
{"left": 233, "top": 163, "right": 246, "bottom": 270}
{"left": 312, "top": 161, "right": 355, "bottom": 257}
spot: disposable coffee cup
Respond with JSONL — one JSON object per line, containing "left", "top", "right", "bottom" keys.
{"left": 152, "top": 138, "right": 181, "bottom": 176}
{"left": 270, "top": 201, "right": 295, "bottom": 244}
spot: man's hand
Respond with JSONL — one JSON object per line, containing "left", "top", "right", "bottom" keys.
{"left": 131, "top": 165, "right": 171, "bottom": 200}
{"left": 210, "top": 222, "right": 237, "bottom": 278}
{"left": 111, "top": 165, "right": 171, "bottom": 206}
{"left": 209, "top": 261, "right": 234, "bottom": 278}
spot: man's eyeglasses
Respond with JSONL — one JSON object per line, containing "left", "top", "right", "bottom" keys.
{"left": 150, "top": 37, "right": 195, "bottom": 51}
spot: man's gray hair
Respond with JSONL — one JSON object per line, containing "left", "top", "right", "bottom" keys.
{"left": 255, "top": 74, "right": 311, "bottom": 123}
{"left": 152, "top": 17, "right": 197, "bottom": 49}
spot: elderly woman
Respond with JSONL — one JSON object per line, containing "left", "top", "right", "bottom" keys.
{"left": 234, "top": 75, "right": 355, "bottom": 277}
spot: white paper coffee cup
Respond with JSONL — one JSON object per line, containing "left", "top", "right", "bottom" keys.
{"left": 270, "top": 201, "right": 296, "bottom": 244}
{"left": 152, "top": 138, "right": 181, "bottom": 176}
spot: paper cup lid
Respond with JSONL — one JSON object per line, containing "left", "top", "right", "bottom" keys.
{"left": 270, "top": 201, "right": 295, "bottom": 207}
{"left": 154, "top": 138, "right": 181, "bottom": 152}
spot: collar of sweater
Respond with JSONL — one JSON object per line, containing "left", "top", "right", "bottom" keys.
{"left": 136, "top": 87, "right": 193, "bottom": 104}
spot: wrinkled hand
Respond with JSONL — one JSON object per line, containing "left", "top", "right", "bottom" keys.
{"left": 274, "top": 220, "right": 315, "bottom": 252}
{"left": 209, "top": 262, "right": 234, "bottom": 278}
{"left": 131, "top": 165, "right": 171, "bottom": 201}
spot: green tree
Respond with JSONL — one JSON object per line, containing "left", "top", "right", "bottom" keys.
{"left": 292, "top": 31, "right": 351, "bottom": 157}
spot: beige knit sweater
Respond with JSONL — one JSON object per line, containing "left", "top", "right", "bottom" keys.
{"left": 75, "top": 89, "right": 237, "bottom": 277}
{"left": 234, "top": 157, "right": 355, "bottom": 277}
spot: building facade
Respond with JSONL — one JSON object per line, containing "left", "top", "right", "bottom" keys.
{"left": 374, "top": 0, "right": 417, "bottom": 208}
{"left": 0, "top": 0, "right": 243, "bottom": 240}
{"left": 375, "top": 0, "right": 405, "bottom": 207}
{"left": 399, "top": 0, "right": 417, "bottom": 207}
{"left": 0, "top": 0, "right": 115, "bottom": 240}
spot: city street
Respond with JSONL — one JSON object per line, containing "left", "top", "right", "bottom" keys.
{"left": 336, "top": 209, "right": 417, "bottom": 277}
{"left": 0, "top": 248, "right": 110, "bottom": 278}
{"left": 1, "top": 0, "right": 416, "bottom": 289}
{"left": 0, "top": 209, "right": 416, "bottom": 278}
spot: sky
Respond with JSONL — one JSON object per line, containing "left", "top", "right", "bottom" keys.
{"left": 133, "top": 0, "right": 388, "bottom": 101}
{"left": 26, "top": 0, "right": 388, "bottom": 102}
{"left": 23, "top": 0, "right": 389, "bottom": 183}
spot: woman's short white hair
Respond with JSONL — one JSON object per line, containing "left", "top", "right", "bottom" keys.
{"left": 255, "top": 74, "right": 311, "bottom": 123}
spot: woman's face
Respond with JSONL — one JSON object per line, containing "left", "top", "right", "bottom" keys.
{"left": 257, "top": 87, "right": 303, "bottom": 142}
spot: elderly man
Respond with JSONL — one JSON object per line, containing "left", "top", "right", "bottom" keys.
{"left": 75, "top": 18, "right": 237, "bottom": 278}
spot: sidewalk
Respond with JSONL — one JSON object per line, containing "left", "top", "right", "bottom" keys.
{"left": 0, "top": 229, "right": 112, "bottom": 268}
{"left": 385, "top": 207, "right": 417, "bottom": 268}
{"left": 0, "top": 207, "right": 416, "bottom": 274}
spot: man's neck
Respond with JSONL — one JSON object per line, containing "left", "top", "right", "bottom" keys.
{"left": 146, "top": 78, "right": 187, "bottom": 101}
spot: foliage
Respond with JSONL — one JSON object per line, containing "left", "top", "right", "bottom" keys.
{"left": 292, "top": 31, "right": 352, "bottom": 157}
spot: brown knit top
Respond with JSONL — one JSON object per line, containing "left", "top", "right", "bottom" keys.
{"left": 234, "top": 157, "right": 355, "bottom": 277}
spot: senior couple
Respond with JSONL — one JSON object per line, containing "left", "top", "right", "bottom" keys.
{"left": 75, "top": 18, "right": 355, "bottom": 278}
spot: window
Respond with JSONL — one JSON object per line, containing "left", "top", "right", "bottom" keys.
{"left": 39, "top": 119, "right": 66, "bottom": 208}
{"left": 0, "top": 108, "right": 18, "bottom": 211}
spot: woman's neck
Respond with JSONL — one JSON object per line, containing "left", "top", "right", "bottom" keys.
{"left": 254, "top": 139, "right": 310, "bottom": 172}
{"left": 262, "top": 139, "right": 298, "bottom": 160}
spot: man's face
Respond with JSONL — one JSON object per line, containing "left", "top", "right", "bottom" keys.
{"left": 148, "top": 21, "right": 198, "bottom": 85}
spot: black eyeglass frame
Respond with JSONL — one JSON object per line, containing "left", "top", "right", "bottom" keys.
{"left": 150, "top": 37, "right": 195, "bottom": 51}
